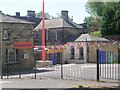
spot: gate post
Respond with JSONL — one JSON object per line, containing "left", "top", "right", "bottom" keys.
{"left": 60, "top": 52, "right": 63, "bottom": 79}
{"left": 6, "top": 63, "right": 9, "bottom": 79}
{"left": 34, "top": 52, "right": 37, "bottom": 79}
{"left": 97, "top": 49, "right": 100, "bottom": 81}
{"left": 1, "top": 63, "right": 3, "bottom": 79}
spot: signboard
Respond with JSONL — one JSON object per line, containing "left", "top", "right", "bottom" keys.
{"left": 24, "top": 54, "right": 28, "bottom": 59}
{"left": 47, "top": 48, "right": 63, "bottom": 53}
{"left": 14, "top": 42, "right": 33, "bottom": 49}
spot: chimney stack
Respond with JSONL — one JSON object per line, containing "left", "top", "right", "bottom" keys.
{"left": 61, "top": 10, "right": 69, "bottom": 21}
{"left": 16, "top": 12, "right": 20, "bottom": 17}
{"left": 27, "top": 10, "right": 35, "bottom": 17}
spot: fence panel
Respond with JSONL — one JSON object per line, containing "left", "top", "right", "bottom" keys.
{"left": 99, "top": 50, "right": 118, "bottom": 81}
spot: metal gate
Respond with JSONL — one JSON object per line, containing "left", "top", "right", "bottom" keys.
{"left": 1, "top": 53, "right": 97, "bottom": 81}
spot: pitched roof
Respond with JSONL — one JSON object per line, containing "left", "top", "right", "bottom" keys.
{"left": 0, "top": 12, "right": 31, "bottom": 24}
{"left": 34, "top": 18, "right": 82, "bottom": 30}
{"left": 75, "top": 34, "right": 109, "bottom": 42}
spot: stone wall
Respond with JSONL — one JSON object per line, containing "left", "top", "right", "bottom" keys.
{"left": 63, "top": 42, "right": 118, "bottom": 63}
{"left": 2, "top": 22, "right": 34, "bottom": 72}
{"left": 34, "top": 27, "right": 82, "bottom": 46}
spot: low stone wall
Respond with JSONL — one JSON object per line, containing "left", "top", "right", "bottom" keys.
{"left": 65, "top": 59, "right": 85, "bottom": 64}
{"left": 36, "top": 60, "right": 52, "bottom": 68}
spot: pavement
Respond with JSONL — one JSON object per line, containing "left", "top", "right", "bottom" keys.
{"left": 1, "top": 63, "right": 119, "bottom": 89}
{"left": 1, "top": 78, "right": 119, "bottom": 89}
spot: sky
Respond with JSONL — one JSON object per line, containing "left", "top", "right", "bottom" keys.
{"left": 0, "top": 0, "right": 90, "bottom": 24}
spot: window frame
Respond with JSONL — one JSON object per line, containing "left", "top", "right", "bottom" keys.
{"left": 56, "top": 30, "right": 60, "bottom": 41}
{"left": 6, "top": 48, "right": 18, "bottom": 64}
{"left": 47, "top": 30, "right": 51, "bottom": 41}
{"left": 70, "top": 46, "right": 75, "bottom": 59}
{"left": 2, "top": 29, "right": 9, "bottom": 40}
{"left": 79, "top": 47, "right": 84, "bottom": 60}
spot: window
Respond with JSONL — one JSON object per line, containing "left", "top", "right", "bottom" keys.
{"left": 47, "top": 30, "right": 51, "bottom": 41}
{"left": 70, "top": 46, "right": 74, "bottom": 59}
{"left": 79, "top": 47, "right": 84, "bottom": 60}
{"left": 34, "top": 31, "right": 38, "bottom": 38}
{"left": 56, "top": 30, "right": 60, "bottom": 41}
{"left": 24, "top": 54, "right": 28, "bottom": 59}
{"left": 6, "top": 48, "right": 17, "bottom": 64}
{"left": 2, "top": 29, "right": 8, "bottom": 40}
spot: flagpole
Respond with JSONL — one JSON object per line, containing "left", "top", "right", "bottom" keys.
{"left": 42, "top": 0, "right": 45, "bottom": 61}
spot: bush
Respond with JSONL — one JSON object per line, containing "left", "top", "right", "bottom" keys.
{"left": 92, "top": 30, "right": 101, "bottom": 37}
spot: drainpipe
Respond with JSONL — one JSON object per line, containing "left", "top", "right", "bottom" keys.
{"left": 0, "top": 22, "right": 2, "bottom": 79}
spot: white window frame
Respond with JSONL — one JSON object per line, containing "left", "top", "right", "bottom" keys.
{"left": 56, "top": 31, "right": 58, "bottom": 41}
{"left": 56, "top": 30, "right": 60, "bottom": 41}
{"left": 2, "top": 29, "right": 8, "bottom": 40}
{"left": 47, "top": 30, "right": 51, "bottom": 41}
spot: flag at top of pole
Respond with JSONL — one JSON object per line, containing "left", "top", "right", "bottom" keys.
{"left": 42, "top": 0, "right": 45, "bottom": 61}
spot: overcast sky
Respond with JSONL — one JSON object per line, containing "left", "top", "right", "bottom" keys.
{"left": 0, "top": 0, "right": 90, "bottom": 24}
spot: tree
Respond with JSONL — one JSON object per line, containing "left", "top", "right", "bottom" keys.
{"left": 36, "top": 11, "right": 51, "bottom": 19}
{"left": 101, "top": 2, "right": 119, "bottom": 35}
{"left": 84, "top": 16, "right": 95, "bottom": 28}
{"left": 84, "top": 1, "right": 120, "bottom": 36}
{"left": 85, "top": 0, "right": 104, "bottom": 17}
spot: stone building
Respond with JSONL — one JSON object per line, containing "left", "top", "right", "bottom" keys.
{"left": 63, "top": 34, "right": 118, "bottom": 64}
{"left": 34, "top": 10, "right": 83, "bottom": 64}
{"left": 0, "top": 12, "right": 34, "bottom": 72}
{"left": 34, "top": 10, "right": 83, "bottom": 46}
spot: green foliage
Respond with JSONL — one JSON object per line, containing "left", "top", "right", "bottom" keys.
{"left": 112, "top": 60, "right": 118, "bottom": 64}
{"left": 85, "top": 1, "right": 120, "bottom": 36}
{"left": 85, "top": 0, "right": 104, "bottom": 17}
{"left": 84, "top": 16, "right": 95, "bottom": 28}
{"left": 101, "top": 2, "right": 120, "bottom": 36}
{"left": 36, "top": 11, "right": 51, "bottom": 19}
{"left": 92, "top": 30, "right": 101, "bottom": 37}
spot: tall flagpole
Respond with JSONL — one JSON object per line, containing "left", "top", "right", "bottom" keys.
{"left": 42, "top": 0, "right": 45, "bottom": 61}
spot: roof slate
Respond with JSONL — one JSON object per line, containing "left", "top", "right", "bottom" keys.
{"left": 0, "top": 12, "right": 31, "bottom": 24}
{"left": 75, "top": 34, "right": 109, "bottom": 42}
{"left": 34, "top": 18, "right": 82, "bottom": 30}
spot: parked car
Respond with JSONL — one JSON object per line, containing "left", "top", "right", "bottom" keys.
{"left": 34, "top": 47, "right": 49, "bottom": 52}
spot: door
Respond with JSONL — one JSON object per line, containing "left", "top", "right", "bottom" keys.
{"left": 50, "top": 53, "right": 57, "bottom": 65}
{"left": 99, "top": 51, "right": 106, "bottom": 64}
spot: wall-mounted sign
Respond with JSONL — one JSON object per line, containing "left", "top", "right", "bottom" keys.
{"left": 47, "top": 48, "right": 63, "bottom": 53}
{"left": 14, "top": 42, "right": 33, "bottom": 49}
{"left": 24, "top": 54, "right": 28, "bottom": 59}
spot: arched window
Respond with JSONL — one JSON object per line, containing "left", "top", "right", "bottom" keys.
{"left": 70, "top": 46, "right": 74, "bottom": 59}
{"left": 79, "top": 47, "right": 84, "bottom": 60}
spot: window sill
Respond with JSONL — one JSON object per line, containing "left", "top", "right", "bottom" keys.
{"left": 79, "top": 58, "right": 84, "bottom": 60}
{"left": 2, "top": 38, "right": 9, "bottom": 41}
{"left": 70, "top": 58, "right": 75, "bottom": 59}
{"left": 78, "top": 59, "right": 84, "bottom": 60}
{"left": 6, "top": 62, "right": 19, "bottom": 65}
